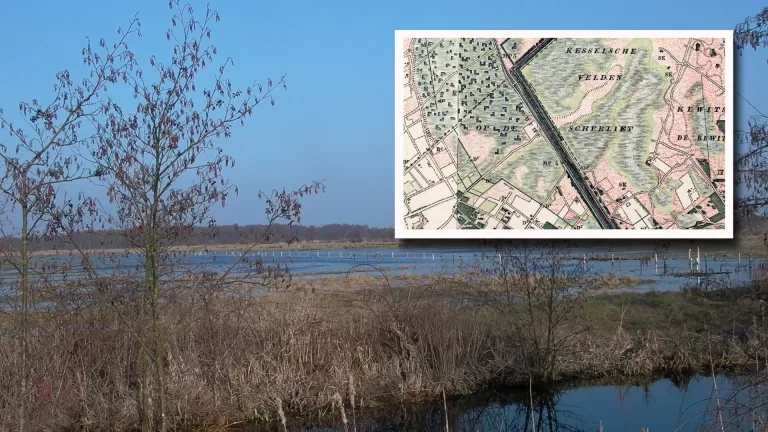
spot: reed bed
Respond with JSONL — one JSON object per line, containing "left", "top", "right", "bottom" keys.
{"left": 0, "top": 276, "right": 767, "bottom": 430}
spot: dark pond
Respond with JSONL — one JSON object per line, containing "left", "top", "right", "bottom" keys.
{"left": 273, "top": 375, "right": 768, "bottom": 431}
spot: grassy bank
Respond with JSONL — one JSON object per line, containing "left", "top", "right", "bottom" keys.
{"left": 1, "top": 272, "right": 767, "bottom": 430}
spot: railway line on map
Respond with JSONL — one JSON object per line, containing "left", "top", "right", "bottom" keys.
{"left": 497, "top": 38, "right": 620, "bottom": 229}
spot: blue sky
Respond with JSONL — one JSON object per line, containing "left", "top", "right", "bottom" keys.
{"left": 1, "top": 0, "right": 765, "bottom": 228}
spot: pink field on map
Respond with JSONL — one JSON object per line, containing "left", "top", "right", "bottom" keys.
{"left": 460, "top": 131, "right": 496, "bottom": 167}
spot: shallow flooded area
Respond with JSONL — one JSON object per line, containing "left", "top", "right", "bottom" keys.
{"left": 7, "top": 245, "right": 763, "bottom": 291}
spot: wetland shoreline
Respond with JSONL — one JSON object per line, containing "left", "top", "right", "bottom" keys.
{"left": 2, "top": 269, "right": 767, "bottom": 430}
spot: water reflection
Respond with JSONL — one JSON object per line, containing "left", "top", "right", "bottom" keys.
{"left": 285, "top": 376, "right": 767, "bottom": 432}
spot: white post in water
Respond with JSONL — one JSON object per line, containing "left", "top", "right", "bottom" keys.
{"left": 697, "top": 247, "right": 701, "bottom": 272}
{"left": 688, "top": 249, "right": 692, "bottom": 270}
{"left": 738, "top": 253, "right": 741, "bottom": 267}
{"left": 392, "top": 251, "right": 394, "bottom": 258}
{"left": 654, "top": 253, "right": 658, "bottom": 264}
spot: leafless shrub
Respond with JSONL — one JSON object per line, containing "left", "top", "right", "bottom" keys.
{"left": 461, "top": 242, "right": 599, "bottom": 385}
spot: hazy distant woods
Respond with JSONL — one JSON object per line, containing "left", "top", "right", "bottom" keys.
{"left": 0, "top": 223, "right": 395, "bottom": 251}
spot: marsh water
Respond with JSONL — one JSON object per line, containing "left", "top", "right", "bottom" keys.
{"left": 286, "top": 375, "right": 766, "bottom": 432}
{"left": 7, "top": 245, "right": 760, "bottom": 292}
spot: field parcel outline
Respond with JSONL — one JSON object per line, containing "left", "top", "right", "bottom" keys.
{"left": 395, "top": 30, "right": 734, "bottom": 239}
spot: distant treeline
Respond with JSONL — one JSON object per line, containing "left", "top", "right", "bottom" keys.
{"left": 1, "top": 211, "right": 766, "bottom": 252}
{"left": 0, "top": 223, "right": 395, "bottom": 251}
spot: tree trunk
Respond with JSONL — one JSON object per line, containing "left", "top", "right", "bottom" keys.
{"left": 149, "top": 246, "right": 167, "bottom": 432}
{"left": 18, "top": 205, "right": 29, "bottom": 432}
{"left": 139, "top": 289, "right": 152, "bottom": 432}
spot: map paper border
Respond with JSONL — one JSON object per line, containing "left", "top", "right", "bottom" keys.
{"left": 394, "top": 30, "right": 734, "bottom": 239}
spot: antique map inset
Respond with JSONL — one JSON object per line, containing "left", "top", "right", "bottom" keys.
{"left": 395, "top": 31, "right": 733, "bottom": 239}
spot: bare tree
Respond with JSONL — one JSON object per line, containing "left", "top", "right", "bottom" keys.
{"left": 36, "top": 2, "right": 324, "bottom": 431}
{"left": 677, "top": 10, "right": 768, "bottom": 430}
{"left": 465, "top": 243, "right": 597, "bottom": 385}
{"left": 735, "top": 7, "right": 768, "bottom": 222}
{"left": 0, "top": 18, "right": 138, "bottom": 431}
